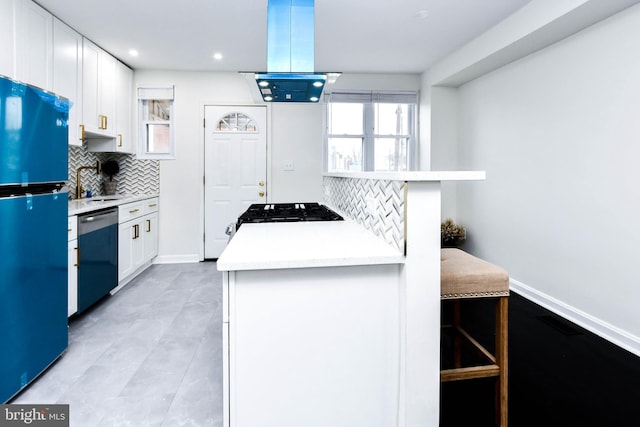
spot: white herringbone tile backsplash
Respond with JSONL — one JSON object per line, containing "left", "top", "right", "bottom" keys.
{"left": 323, "top": 176, "right": 405, "bottom": 251}
{"left": 68, "top": 143, "right": 159, "bottom": 198}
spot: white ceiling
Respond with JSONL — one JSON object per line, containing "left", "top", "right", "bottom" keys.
{"left": 35, "top": 0, "right": 532, "bottom": 74}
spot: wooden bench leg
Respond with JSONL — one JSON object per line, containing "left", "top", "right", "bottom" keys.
{"left": 453, "top": 300, "right": 462, "bottom": 368}
{"left": 495, "top": 296, "right": 508, "bottom": 427}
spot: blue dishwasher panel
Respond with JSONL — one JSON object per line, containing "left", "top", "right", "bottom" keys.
{"left": 77, "top": 224, "right": 118, "bottom": 313}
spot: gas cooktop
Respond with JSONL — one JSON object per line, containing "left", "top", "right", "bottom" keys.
{"left": 237, "top": 203, "right": 343, "bottom": 226}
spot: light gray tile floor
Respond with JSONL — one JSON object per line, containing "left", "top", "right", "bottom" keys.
{"left": 12, "top": 262, "right": 223, "bottom": 427}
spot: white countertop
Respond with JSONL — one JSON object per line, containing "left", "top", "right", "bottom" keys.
{"left": 324, "top": 170, "right": 486, "bottom": 181}
{"left": 216, "top": 220, "right": 405, "bottom": 271}
{"left": 68, "top": 194, "right": 158, "bottom": 216}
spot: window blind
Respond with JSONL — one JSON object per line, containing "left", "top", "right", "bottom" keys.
{"left": 137, "top": 85, "right": 175, "bottom": 100}
{"left": 324, "top": 90, "right": 417, "bottom": 104}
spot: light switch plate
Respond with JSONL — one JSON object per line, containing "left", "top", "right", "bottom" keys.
{"left": 283, "top": 160, "right": 295, "bottom": 171}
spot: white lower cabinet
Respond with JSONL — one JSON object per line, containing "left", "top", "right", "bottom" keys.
{"left": 117, "top": 197, "right": 159, "bottom": 288}
{"left": 67, "top": 215, "right": 78, "bottom": 317}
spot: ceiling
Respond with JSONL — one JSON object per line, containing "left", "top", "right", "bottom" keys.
{"left": 35, "top": 0, "right": 532, "bottom": 74}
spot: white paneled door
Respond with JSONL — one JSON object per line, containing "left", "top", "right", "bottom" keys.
{"left": 204, "top": 105, "right": 267, "bottom": 258}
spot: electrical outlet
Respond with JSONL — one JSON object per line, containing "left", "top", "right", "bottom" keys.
{"left": 283, "top": 160, "right": 295, "bottom": 171}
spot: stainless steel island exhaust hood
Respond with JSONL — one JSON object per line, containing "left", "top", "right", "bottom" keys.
{"left": 254, "top": 0, "right": 338, "bottom": 103}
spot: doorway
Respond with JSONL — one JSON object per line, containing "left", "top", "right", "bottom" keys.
{"left": 204, "top": 105, "right": 267, "bottom": 258}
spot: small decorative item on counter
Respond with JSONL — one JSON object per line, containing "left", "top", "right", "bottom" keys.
{"left": 441, "top": 218, "right": 466, "bottom": 248}
{"left": 86, "top": 189, "right": 92, "bottom": 198}
{"left": 102, "top": 159, "right": 120, "bottom": 195}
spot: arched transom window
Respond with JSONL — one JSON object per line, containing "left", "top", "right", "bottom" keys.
{"left": 215, "top": 112, "right": 258, "bottom": 132}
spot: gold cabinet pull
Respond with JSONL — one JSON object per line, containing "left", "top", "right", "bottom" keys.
{"left": 259, "top": 191, "right": 265, "bottom": 197}
{"left": 133, "top": 224, "right": 139, "bottom": 239}
{"left": 75, "top": 247, "right": 80, "bottom": 267}
{"left": 79, "top": 124, "right": 85, "bottom": 140}
{"left": 118, "top": 134, "right": 123, "bottom": 147}
{"left": 129, "top": 208, "right": 140, "bottom": 214}
{"left": 148, "top": 203, "right": 157, "bottom": 208}
{"left": 259, "top": 181, "right": 265, "bottom": 187}
{"left": 146, "top": 219, "right": 151, "bottom": 232}
{"left": 99, "top": 115, "right": 108, "bottom": 130}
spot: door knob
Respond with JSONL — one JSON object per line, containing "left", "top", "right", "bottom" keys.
{"left": 259, "top": 181, "right": 265, "bottom": 187}
{"left": 259, "top": 191, "right": 265, "bottom": 197}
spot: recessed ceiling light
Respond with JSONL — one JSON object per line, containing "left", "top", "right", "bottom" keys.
{"left": 309, "top": 97, "right": 319, "bottom": 102}
{"left": 213, "top": 53, "right": 223, "bottom": 60}
{"left": 312, "top": 81, "right": 324, "bottom": 87}
{"left": 129, "top": 49, "right": 139, "bottom": 57}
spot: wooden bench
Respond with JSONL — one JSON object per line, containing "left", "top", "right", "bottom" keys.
{"left": 440, "top": 248, "right": 510, "bottom": 427}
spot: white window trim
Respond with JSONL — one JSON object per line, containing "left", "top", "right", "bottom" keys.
{"left": 137, "top": 84, "right": 176, "bottom": 160}
{"left": 323, "top": 90, "right": 418, "bottom": 172}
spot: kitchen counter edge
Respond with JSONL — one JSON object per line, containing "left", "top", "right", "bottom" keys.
{"left": 217, "top": 221, "right": 405, "bottom": 272}
{"left": 68, "top": 194, "right": 159, "bottom": 216}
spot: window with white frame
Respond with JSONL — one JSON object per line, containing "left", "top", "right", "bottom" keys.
{"left": 325, "top": 90, "right": 418, "bottom": 172}
{"left": 137, "top": 85, "right": 175, "bottom": 159}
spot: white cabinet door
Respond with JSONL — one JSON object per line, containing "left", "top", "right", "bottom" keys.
{"left": 53, "top": 18, "right": 83, "bottom": 146}
{"left": 118, "top": 219, "right": 144, "bottom": 282}
{"left": 89, "top": 61, "right": 133, "bottom": 153}
{"left": 0, "top": 0, "right": 16, "bottom": 79}
{"left": 118, "top": 221, "right": 134, "bottom": 281}
{"left": 115, "top": 61, "right": 133, "bottom": 153}
{"left": 15, "top": 0, "right": 52, "bottom": 90}
{"left": 99, "top": 50, "right": 117, "bottom": 133}
{"left": 68, "top": 239, "right": 78, "bottom": 317}
{"left": 82, "top": 38, "right": 116, "bottom": 137}
{"left": 143, "top": 212, "right": 159, "bottom": 261}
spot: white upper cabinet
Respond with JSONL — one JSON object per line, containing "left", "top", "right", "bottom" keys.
{"left": 15, "top": 0, "right": 53, "bottom": 90}
{"left": 116, "top": 61, "right": 134, "bottom": 153}
{"left": 53, "top": 18, "right": 83, "bottom": 146}
{"left": 82, "top": 38, "right": 117, "bottom": 138}
{"left": 0, "top": 0, "right": 16, "bottom": 79}
{"left": 87, "top": 59, "right": 134, "bottom": 153}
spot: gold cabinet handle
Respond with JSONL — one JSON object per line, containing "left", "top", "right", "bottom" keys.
{"left": 259, "top": 191, "right": 265, "bottom": 197}
{"left": 75, "top": 247, "right": 80, "bottom": 267}
{"left": 133, "top": 224, "right": 139, "bottom": 239}
{"left": 79, "top": 124, "right": 85, "bottom": 140}
{"left": 259, "top": 181, "right": 265, "bottom": 187}
{"left": 146, "top": 219, "right": 151, "bottom": 233}
{"left": 148, "top": 203, "right": 157, "bottom": 208}
{"left": 99, "top": 115, "right": 108, "bottom": 130}
{"left": 129, "top": 209, "right": 140, "bottom": 214}
{"left": 118, "top": 134, "right": 123, "bottom": 147}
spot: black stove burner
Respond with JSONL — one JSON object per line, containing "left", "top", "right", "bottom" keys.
{"left": 237, "top": 202, "right": 343, "bottom": 226}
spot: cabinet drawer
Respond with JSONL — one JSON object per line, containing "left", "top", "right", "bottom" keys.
{"left": 118, "top": 201, "right": 145, "bottom": 223}
{"left": 143, "top": 197, "right": 159, "bottom": 214}
{"left": 68, "top": 215, "right": 77, "bottom": 241}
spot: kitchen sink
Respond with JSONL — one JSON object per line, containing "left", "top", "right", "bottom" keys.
{"left": 87, "top": 195, "right": 123, "bottom": 202}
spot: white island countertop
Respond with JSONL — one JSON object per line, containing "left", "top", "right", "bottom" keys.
{"left": 217, "top": 220, "right": 405, "bottom": 271}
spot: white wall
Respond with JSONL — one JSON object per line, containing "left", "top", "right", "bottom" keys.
{"left": 451, "top": 4, "right": 640, "bottom": 354}
{"left": 134, "top": 71, "right": 420, "bottom": 262}
{"left": 269, "top": 103, "right": 324, "bottom": 203}
{"left": 133, "top": 71, "right": 255, "bottom": 263}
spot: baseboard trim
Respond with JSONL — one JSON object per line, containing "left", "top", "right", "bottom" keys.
{"left": 153, "top": 254, "right": 202, "bottom": 264}
{"left": 510, "top": 278, "right": 640, "bottom": 358}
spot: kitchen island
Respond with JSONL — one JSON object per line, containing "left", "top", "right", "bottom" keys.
{"left": 217, "top": 171, "right": 485, "bottom": 427}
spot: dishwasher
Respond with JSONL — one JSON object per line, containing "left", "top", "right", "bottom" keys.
{"left": 77, "top": 208, "right": 118, "bottom": 314}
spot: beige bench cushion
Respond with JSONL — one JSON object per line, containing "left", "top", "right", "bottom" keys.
{"left": 441, "top": 248, "right": 509, "bottom": 299}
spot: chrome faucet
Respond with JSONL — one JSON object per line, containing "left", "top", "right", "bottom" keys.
{"left": 76, "top": 160, "right": 102, "bottom": 199}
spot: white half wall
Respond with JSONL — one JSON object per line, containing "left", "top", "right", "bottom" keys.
{"left": 453, "top": 4, "right": 640, "bottom": 355}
